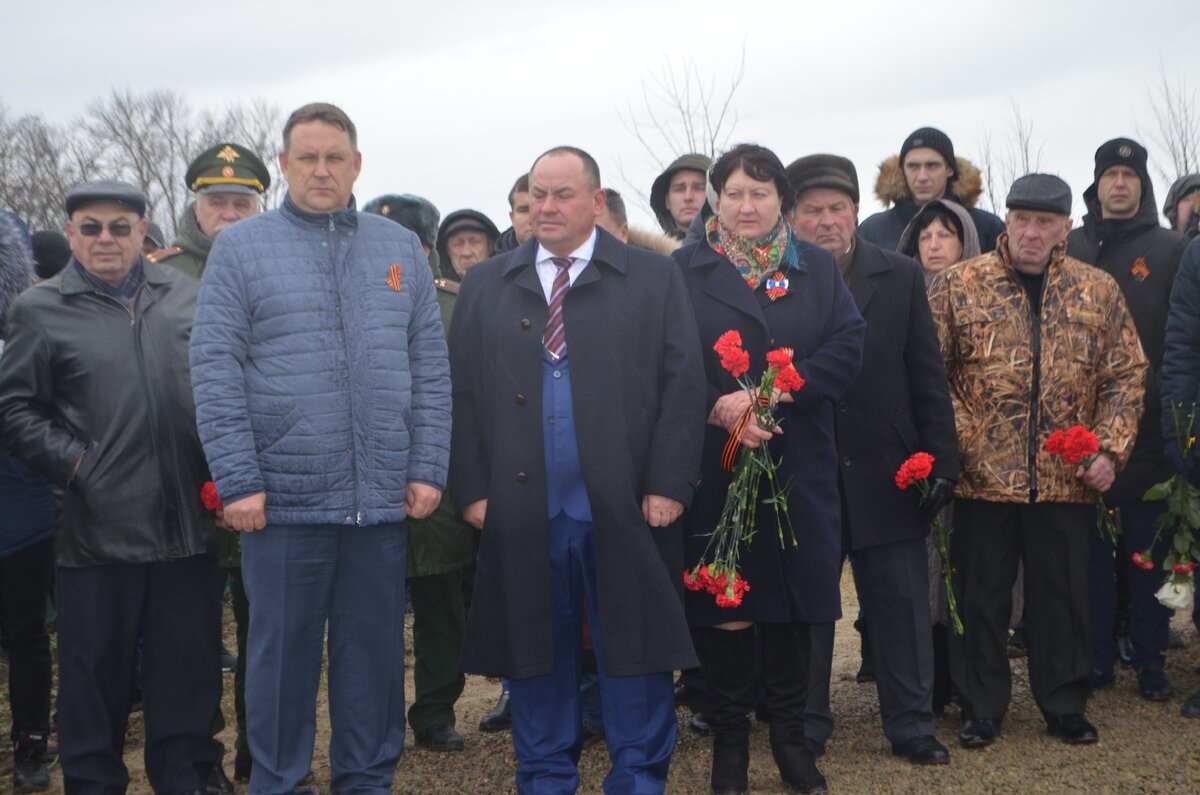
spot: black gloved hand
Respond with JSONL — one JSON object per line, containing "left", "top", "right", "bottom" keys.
{"left": 920, "top": 477, "right": 955, "bottom": 522}
{"left": 1163, "top": 439, "right": 1195, "bottom": 474}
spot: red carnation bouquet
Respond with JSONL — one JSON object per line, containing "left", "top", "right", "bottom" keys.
{"left": 1133, "top": 403, "right": 1200, "bottom": 610}
{"left": 201, "top": 480, "right": 222, "bottom": 511}
{"left": 896, "top": 452, "right": 963, "bottom": 635}
{"left": 1043, "top": 425, "right": 1116, "bottom": 544}
{"left": 684, "top": 330, "right": 805, "bottom": 608}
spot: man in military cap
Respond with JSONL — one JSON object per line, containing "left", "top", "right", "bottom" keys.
{"left": 151, "top": 141, "right": 271, "bottom": 789}
{"left": 149, "top": 142, "right": 271, "bottom": 278}
{"left": 0, "top": 179, "right": 222, "bottom": 793}
{"left": 364, "top": 194, "right": 473, "bottom": 752}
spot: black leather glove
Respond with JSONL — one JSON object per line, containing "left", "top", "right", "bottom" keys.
{"left": 920, "top": 477, "right": 955, "bottom": 522}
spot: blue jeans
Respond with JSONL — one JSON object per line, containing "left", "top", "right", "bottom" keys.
{"left": 242, "top": 523, "right": 407, "bottom": 795}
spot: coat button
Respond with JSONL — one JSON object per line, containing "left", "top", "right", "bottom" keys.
{"left": 838, "top": 401, "right": 848, "bottom": 412}
{"left": 517, "top": 472, "right": 528, "bottom": 483}
{"left": 842, "top": 456, "right": 852, "bottom": 467}
{"left": 521, "top": 318, "right": 531, "bottom": 329}
{"left": 515, "top": 394, "right": 526, "bottom": 405}
{"left": 553, "top": 370, "right": 562, "bottom": 379}
{"left": 548, "top": 416, "right": 555, "bottom": 424}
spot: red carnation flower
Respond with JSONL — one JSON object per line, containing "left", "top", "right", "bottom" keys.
{"left": 1172, "top": 561, "right": 1196, "bottom": 575}
{"left": 766, "top": 347, "right": 794, "bottom": 369}
{"left": 713, "top": 330, "right": 750, "bottom": 378}
{"left": 1132, "top": 551, "right": 1155, "bottom": 571}
{"left": 1062, "top": 425, "right": 1100, "bottom": 465}
{"left": 1043, "top": 429, "right": 1065, "bottom": 456}
{"left": 200, "top": 481, "right": 222, "bottom": 511}
{"left": 774, "top": 364, "right": 805, "bottom": 394}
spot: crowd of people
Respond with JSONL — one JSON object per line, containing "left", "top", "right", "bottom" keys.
{"left": 1, "top": 99, "right": 1200, "bottom": 795}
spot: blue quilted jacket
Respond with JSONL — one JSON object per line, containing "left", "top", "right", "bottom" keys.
{"left": 189, "top": 194, "right": 451, "bottom": 526}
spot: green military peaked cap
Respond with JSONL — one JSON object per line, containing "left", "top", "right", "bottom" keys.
{"left": 185, "top": 142, "right": 271, "bottom": 195}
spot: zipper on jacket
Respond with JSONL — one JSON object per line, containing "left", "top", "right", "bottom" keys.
{"left": 327, "top": 216, "right": 363, "bottom": 525}
{"left": 1026, "top": 278, "right": 1047, "bottom": 502}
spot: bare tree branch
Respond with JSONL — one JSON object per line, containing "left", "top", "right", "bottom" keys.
{"left": 1137, "top": 55, "right": 1200, "bottom": 188}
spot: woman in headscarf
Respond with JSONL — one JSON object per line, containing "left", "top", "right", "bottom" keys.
{"left": 674, "top": 144, "right": 865, "bottom": 795}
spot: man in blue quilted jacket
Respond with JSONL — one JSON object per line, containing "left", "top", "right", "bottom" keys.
{"left": 189, "top": 102, "right": 451, "bottom": 795}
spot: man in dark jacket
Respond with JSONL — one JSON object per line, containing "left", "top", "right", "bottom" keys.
{"left": 450, "top": 146, "right": 705, "bottom": 793}
{"left": 786, "top": 155, "right": 958, "bottom": 765}
{"left": 0, "top": 181, "right": 222, "bottom": 794}
{"left": 1067, "top": 137, "right": 1190, "bottom": 702}
{"left": 650, "top": 153, "right": 711, "bottom": 240}
{"left": 859, "top": 127, "right": 1006, "bottom": 253}
{"left": 495, "top": 174, "right": 532, "bottom": 254}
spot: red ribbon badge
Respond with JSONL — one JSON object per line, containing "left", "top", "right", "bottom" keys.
{"left": 386, "top": 264, "right": 403, "bottom": 292}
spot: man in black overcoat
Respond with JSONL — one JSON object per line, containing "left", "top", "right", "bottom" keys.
{"left": 449, "top": 146, "right": 706, "bottom": 794}
{"left": 786, "top": 155, "right": 960, "bottom": 765}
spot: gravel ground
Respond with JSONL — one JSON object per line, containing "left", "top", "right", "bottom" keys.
{"left": 7, "top": 568, "right": 1200, "bottom": 793}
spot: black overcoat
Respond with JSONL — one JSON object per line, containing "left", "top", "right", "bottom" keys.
{"left": 836, "top": 238, "right": 959, "bottom": 551}
{"left": 676, "top": 237, "right": 865, "bottom": 627}
{"left": 449, "top": 229, "right": 706, "bottom": 679}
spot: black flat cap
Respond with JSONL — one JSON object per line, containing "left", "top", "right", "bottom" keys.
{"left": 786, "top": 154, "right": 860, "bottom": 204}
{"left": 1006, "top": 173, "right": 1071, "bottom": 216}
{"left": 65, "top": 179, "right": 146, "bottom": 217}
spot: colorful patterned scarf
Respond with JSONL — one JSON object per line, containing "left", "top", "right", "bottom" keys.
{"left": 705, "top": 214, "right": 799, "bottom": 289}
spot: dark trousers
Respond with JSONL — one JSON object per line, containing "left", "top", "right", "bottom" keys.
{"left": 0, "top": 537, "right": 55, "bottom": 735}
{"left": 1088, "top": 502, "right": 1171, "bottom": 673}
{"left": 241, "top": 523, "right": 407, "bottom": 795}
{"left": 56, "top": 555, "right": 222, "bottom": 795}
{"left": 949, "top": 500, "right": 1091, "bottom": 722}
{"left": 855, "top": 536, "right": 935, "bottom": 743}
{"left": 509, "top": 513, "right": 676, "bottom": 795}
{"left": 407, "top": 569, "right": 466, "bottom": 734}
{"left": 213, "top": 566, "right": 250, "bottom": 764}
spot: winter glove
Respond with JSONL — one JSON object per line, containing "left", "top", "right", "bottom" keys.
{"left": 920, "top": 477, "right": 956, "bottom": 522}
{"left": 1163, "top": 439, "right": 1195, "bottom": 474}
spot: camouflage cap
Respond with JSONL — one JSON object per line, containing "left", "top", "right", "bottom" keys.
{"left": 185, "top": 142, "right": 271, "bottom": 195}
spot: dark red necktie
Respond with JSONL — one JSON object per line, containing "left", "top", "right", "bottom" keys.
{"left": 543, "top": 257, "right": 573, "bottom": 359}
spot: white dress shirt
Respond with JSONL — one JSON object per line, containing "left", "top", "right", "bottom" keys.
{"left": 534, "top": 229, "right": 597, "bottom": 303}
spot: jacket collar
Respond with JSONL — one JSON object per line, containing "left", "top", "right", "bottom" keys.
{"left": 280, "top": 192, "right": 360, "bottom": 230}
{"left": 60, "top": 255, "right": 165, "bottom": 296}
{"left": 502, "top": 227, "right": 628, "bottom": 296}
{"left": 847, "top": 235, "right": 893, "bottom": 313}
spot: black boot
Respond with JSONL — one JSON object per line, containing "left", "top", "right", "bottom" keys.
{"left": 698, "top": 626, "right": 756, "bottom": 795}
{"left": 12, "top": 730, "right": 50, "bottom": 792}
{"left": 762, "top": 622, "right": 826, "bottom": 793}
{"left": 853, "top": 617, "right": 875, "bottom": 683}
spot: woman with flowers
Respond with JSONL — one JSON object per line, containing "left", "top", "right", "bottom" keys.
{"left": 673, "top": 143, "right": 865, "bottom": 794}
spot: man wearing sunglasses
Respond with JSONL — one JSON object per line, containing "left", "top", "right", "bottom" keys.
{"left": 0, "top": 180, "right": 223, "bottom": 794}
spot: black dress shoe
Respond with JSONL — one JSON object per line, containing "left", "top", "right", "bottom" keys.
{"left": 1180, "top": 688, "right": 1200, "bottom": 718}
{"left": 1046, "top": 714, "right": 1098, "bottom": 744}
{"left": 415, "top": 724, "right": 465, "bottom": 752}
{"left": 478, "top": 689, "right": 511, "bottom": 732}
{"left": 206, "top": 762, "right": 234, "bottom": 794}
{"left": 892, "top": 734, "right": 950, "bottom": 765}
{"left": 688, "top": 711, "right": 715, "bottom": 736}
{"left": 958, "top": 718, "right": 997, "bottom": 748}
{"left": 220, "top": 645, "right": 237, "bottom": 674}
{"left": 1137, "top": 668, "right": 1174, "bottom": 701}
{"left": 1089, "top": 668, "right": 1115, "bottom": 692}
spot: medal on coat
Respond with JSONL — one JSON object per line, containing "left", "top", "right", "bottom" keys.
{"left": 765, "top": 271, "right": 789, "bottom": 301}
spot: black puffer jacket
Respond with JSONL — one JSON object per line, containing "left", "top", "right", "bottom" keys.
{"left": 0, "top": 258, "right": 216, "bottom": 567}
{"left": 1067, "top": 178, "right": 1190, "bottom": 503}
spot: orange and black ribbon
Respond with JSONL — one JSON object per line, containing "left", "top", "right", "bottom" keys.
{"left": 721, "top": 395, "right": 771, "bottom": 471}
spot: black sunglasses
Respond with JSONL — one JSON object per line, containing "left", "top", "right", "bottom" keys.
{"left": 76, "top": 221, "right": 134, "bottom": 237}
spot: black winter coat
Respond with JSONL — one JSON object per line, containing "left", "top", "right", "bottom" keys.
{"left": 836, "top": 239, "right": 958, "bottom": 550}
{"left": 676, "top": 237, "right": 865, "bottom": 627}
{"left": 1162, "top": 238, "right": 1200, "bottom": 439}
{"left": 859, "top": 197, "right": 1005, "bottom": 254}
{"left": 0, "top": 260, "right": 216, "bottom": 567}
{"left": 450, "top": 229, "right": 706, "bottom": 678}
{"left": 1067, "top": 188, "right": 1189, "bottom": 503}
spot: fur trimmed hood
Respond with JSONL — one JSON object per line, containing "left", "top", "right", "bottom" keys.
{"left": 627, "top": 226, "right": 678, "bottom": 256}
{"left": 873, "top": 155, "right": 985, "bottom": 209}
{"left": 0, "top": 211, "right": 35, "bottom": 330}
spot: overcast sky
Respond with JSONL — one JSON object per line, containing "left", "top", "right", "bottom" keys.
{"left": 4, "top": 0, "right": 1199, "bottom": 232}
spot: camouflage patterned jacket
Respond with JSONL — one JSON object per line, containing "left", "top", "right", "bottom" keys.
{"left": 928, "top": 234, "right": 1147, "bottom": 504}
